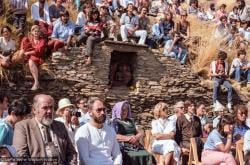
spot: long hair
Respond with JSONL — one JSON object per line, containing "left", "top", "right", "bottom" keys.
{"left": 217, "top": 115, "right": 234, "bottom": 137}
{"left": 234, "top": 105, "right": 248, "bottom": 126}
{"left": 88, "top": 8, "right": 101, "bottom": 22}
{"left": 153, "top": 102, "right": 168, "bottom": 119}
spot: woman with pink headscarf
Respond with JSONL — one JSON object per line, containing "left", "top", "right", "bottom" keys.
{"left": 111, "top": 101, "right": 156, "bottom": 165}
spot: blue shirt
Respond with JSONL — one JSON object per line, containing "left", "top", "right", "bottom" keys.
{"left": 0, "top": 120, "right": 13, "bottom": 145}
{"left": 203, "top": 129, "right": 226, "bottom": 150}
{"left": 233, "top": 124, "right": 249, "bottom": 141}
{"left": 52, "top": 20, "right": 75, "bottom": 42}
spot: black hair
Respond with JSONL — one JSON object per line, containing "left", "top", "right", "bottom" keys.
{"left": 75, "top": 97, "right": 88, "bottom": 104}
{"left": 8, "top": 98, "right": 31, "bottom": 116}
{"left": 60, "top": 10, "right": 70, "bottom": 17}
{"left": 217, "top": 115, "right": 234, "bottom": 137}
{"left": 218, "top": 51, "right": 227, "bottom": 60}
{"left": 1, "top": 25, "right": 12, "bottom": 35}
{"left": 88, "top": 8, "right": 101, "bottom": 22}
{"left": 237, "top": 49, "right": 247, "bottom": 57}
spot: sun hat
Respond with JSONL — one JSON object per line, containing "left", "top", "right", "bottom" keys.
{"left": 57, "top": 98, "right": 74, "bottom": 112}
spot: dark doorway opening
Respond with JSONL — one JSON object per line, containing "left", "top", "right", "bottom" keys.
{"left": 109, "top": 51, "right": 137, "bottom": 88}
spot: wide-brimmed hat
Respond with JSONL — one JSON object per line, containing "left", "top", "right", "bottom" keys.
{"left": 57, "top": 98, "right": 74, "bottom": 111}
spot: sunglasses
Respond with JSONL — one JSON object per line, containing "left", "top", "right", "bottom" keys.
{"left": 95, "top": 108, "right": 106, "bottom": 113}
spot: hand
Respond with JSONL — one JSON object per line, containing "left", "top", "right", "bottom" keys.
{"left": 128, "top": 29, "right": 135, "bottom": 35}
{"left": 129, "top": 135, "right": 138, "bottom": 144}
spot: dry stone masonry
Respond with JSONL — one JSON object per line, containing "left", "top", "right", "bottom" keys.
{"left": 0, "top": 42, "right": 248, "bottom": 128}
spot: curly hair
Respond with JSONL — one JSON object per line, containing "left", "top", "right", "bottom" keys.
{"left": 153, "top": 102, "right": 168, "bottom": 119}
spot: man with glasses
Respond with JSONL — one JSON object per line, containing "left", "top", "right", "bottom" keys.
{"left": 13, "top": 94, "right": 77, "bottom": 164}
{"left": 76, "top": 97, "right": 90, "bottom": 125}
{"left": 168, "top": 101, "right": 185, "bottom": 124}
{"left": 75, "top": 97, "right": 122, "bottom": 165}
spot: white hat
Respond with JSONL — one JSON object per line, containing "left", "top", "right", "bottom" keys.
{"left": 57, "top": 98, "right": 74, "bottom": 111}
{"left": 213, "top": 101, "right": 225, "bottom": 112}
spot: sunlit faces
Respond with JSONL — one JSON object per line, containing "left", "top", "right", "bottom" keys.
{"left": 223, "top": 124, "right": 233, "bottom": 134}
{"left": 121, "top": 103, "right": 129, "bottom": 120}
{"left": 31, "top": 27, "right": 40, "bottom": 38}
{"left": 34, "top": 96, "right": 54, "bottom": 126}
{"left": 2, "top": 28, "right": 11, "bottom": 39}
{"left": 90, "top": 100, "right": 106, "bottom": 124}
{"left": 127, "top": 4, "right": 134, "bottom": 12}
{"left": 187, "top": 103, "right": 195, "bottom": 114}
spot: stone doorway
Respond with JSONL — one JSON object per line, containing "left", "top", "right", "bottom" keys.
{"left": 108, "top": 51, "right": 137, "bottom": 88}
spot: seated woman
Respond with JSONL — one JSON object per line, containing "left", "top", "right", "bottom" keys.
{"left": 201, "top": 115, "right": 236, "bottom": 165}
{"left": 77, "top": 8, "right": 103, "bottom": 65}
{"left": 151, "top": 102, "right": 181, "bottom": 165}
{"left": 0, "top": 25, "right": 16, "bottom": 68}
{"left": 233, "top": 105, "right": 249, "bottom": 142}
{"left": 111, "top": 101, "right": 155, "bottom": 165}
{"left": 19, "top": 25, "right": 46, "bottom": 90}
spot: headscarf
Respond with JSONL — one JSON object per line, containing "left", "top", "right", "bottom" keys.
{"left": 112, "top": 101, "right": 132, "bottom": 120}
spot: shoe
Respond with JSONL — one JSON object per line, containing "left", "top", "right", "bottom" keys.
{"left": 31, "top": 84, "right": 39, "bottom": 91}
{"left": 227, "top": 103, "right": 233, "bottom": 113}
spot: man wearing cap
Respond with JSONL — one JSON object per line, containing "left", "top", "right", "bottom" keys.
{"left": 13, "top": 94, "right": 77, "bottom": 164}
{"left": 75, "top": 97, "right": 122, "bottom": 165}
{"left": 120, "top": 3, "right": 147, "bottom": 45}
{"left": 55, "top": 98, "right": 80, "bottom": 145}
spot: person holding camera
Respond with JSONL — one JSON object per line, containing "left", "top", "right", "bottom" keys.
{"left": 201, "top": 115, "right": 236, "bottom": 165}
{"left": 210, "top": 51, "right": 233, "bottom": 112}
{"left": 0, "top": 26, "right": 16, "bottom": 68}
{"left": 77, "top": 8, "right": 103, "bottom": 66}
{"left": 55, "top": 98, "right": 80, "bottom": 145}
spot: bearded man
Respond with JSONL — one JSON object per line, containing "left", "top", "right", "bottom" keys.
{"left": 13, "top": 94, "right": 77, "bottom": 165}
{"left": 75, "top": 97, "right": 122, "bottom": 165}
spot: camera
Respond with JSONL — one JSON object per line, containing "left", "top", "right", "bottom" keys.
{"left": 70, "top": 110, "right": 81, "bottom": 117}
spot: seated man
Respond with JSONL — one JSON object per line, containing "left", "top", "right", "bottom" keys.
{"left": 210, "top": 51, "right": 233, "bottom": 111}
{"left": 49, "top": 0, "right": 65, "bottom": 25}
{"left": 120, "top": 3, "right": 147, "bottom": 45}
{"left": 163, "top": 32, "right": 188, "bottom": 64}
{"left": 75, "top": 97, "right": 122, "bottom": 165}
{"left": 230, "top": 50, "right": 250, "bottom": 87}
{"left": 49, "top": 10, "right": 75, "bottom": 52}
{"left": 175, "top": 100, "right": 202, "bottom": 165}
{"left": 0, "top": 98, "right": 31, "bottom": 145}
{"left": 31, "top": 0, "right": 52, "bottom": 36}
{"left": 13, "top": 94, "right": 77, "bottom": 164}
{"left": 8, "top": 0, "right": 28, "bottom": 31}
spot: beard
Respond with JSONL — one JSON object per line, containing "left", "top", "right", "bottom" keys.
{"left": 93, "top": 114, "right": 106, "bottom": 124}
{"left": 41, "top": 117, "right": 53, "bottom": 126}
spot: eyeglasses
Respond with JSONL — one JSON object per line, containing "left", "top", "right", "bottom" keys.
{"left": 2, "top": 30, "right": 9, "bottom": 33}
{"left": 177, "top": 107, "right": 185, "bottom": 109}
{"left": 238, "top": 112, "right": 246, "bottom": 116}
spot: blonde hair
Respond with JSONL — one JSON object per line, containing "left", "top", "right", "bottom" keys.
{"left": 153, "top": 102, "right": 168, "bottom": 119}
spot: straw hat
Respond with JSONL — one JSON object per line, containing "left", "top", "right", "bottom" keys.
{"left": 57, "top": 98, "right": 74, "bottom": 112}
{"left": 213, "top": 101, "right": 225, "bottom": 112}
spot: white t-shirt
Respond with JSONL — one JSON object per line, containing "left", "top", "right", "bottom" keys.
{"left": 76, "top": 11, "right": 87, "bottom": 27}
{"left": 0, "top": 37, "right": 16, "bottom": 52}
{"left": 75, "top": 123, "right": 122, "bottom": 165}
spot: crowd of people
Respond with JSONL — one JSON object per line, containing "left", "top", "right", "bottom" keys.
{"left": 0, "top": 93, "right": 250, "bottom": 165}
{"left": 0, "top": 0, "right": 248, "bottom": 90}
{"left": 0, "top": 0, "right": 249, "bottom": 164}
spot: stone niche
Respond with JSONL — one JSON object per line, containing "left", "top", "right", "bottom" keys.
{"left": 0, "top": 41, "right": 248, "bottom": 128}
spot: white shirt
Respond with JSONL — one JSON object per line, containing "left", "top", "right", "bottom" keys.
{"left": 75, "top": 123, "right": 122, "bottom": 165}
{"left": 239, "top": 28, "right": 250, "bottom": 42}
{"left": 0, "top": 37, "right": 16, "bottom": 52}
{"left": 151, "top": 118, "right": 176, "bottom": 134}
{"left": 168, "top": 114, "right": 178, "bottom": 125}
{"left": 244, "top": 130, "right": 250, "bottom": 154}
{"left": 76, "top": 11, "right": 87, "bottom": 27}
{"left": 229, "top": 58, "right": 250, "bottom": 75}
{"left": 31, "top": 1, "right": 51, "bottom": 25}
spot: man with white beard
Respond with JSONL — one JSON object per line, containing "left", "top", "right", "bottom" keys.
{"left": 13, "top": 94, "right": 77, "bottom": 164}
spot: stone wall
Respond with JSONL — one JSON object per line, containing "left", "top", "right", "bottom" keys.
{"left": 0, "top": 42, "right": 248, "bottom": 128}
